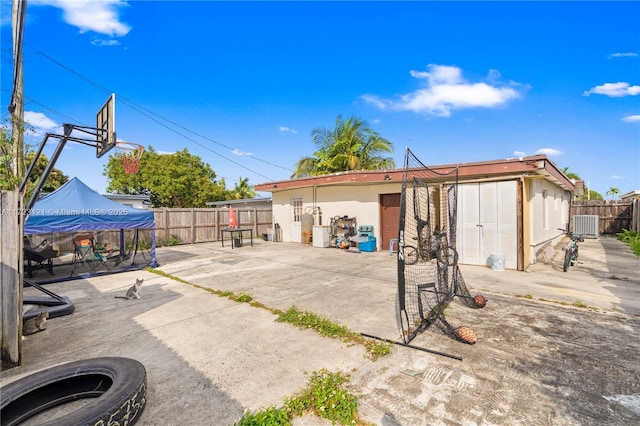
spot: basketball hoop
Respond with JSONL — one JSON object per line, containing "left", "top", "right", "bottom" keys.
{"left": 114, "top": 142, "right": 144, "bottom": 174}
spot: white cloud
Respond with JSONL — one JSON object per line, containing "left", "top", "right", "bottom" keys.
{"left": 360, "top": 95, "right": 388, "bottom": 110}
{"left": 608, "top": 52, "right": 638, "bottom": 59}
{"left": 32, "top": 0, "right": 131, "bottom": 37}
{"left": 232, "top": 148, "right": 252, "bottom": 156}
{"left": 24, "top": 111, "right": 61, "bottom": 136}
{"left": 513, "top": 150, "right": 527, "bottom": 157}
{"left": 535, "top": 148, "right": 562, "bottom": 157}
{"left": 622, "top": 114, "right": 640, "bottom": 123}
{"left": 611, "top": 175, "right": 624, "bottom": 179}
{"left": 362, "top": 64, "right": 525, "bottom": 117}
{"left": 279, "top": 126, "right": 298, "bottom": 134}
{"left": 91, "top": 38, "right": 121, "bottom": 47}
{"left": 583, "top": 82, "right": 640, "bottom": 97}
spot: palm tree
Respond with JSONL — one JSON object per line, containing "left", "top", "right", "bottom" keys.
{"left": 561, "top": 166, "right": 581, "bottom": 181}
{"left": 292, "top": 115, "right": 395, "bottom": 178}
{"left": 606, "top": 187, "right": 620, "bottom": 200}
{"left": 231, "top": 176, "right": 256, "bottom": 200}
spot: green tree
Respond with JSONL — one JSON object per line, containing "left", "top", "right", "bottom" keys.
{"left": 292, "top": 115, "right": 395, "bottom": 178}
{"left": 0, "top": 125, "right": 20, "bottom": 190}
{"left": 561, "top": 167, "right": 604, "bottom": 200}
{"left": 104, "top": 146, "right": 228, "bottom": 207}
{"left": 1, "top": 125, "right": 68, "bottom": 195}
{"left": 230, "top": 176, "right": 256, "bottom": 200}
{"left": 561, "top": 166, "right": 581, "bottom": 181}
{"left": 606, "top": 187, "right": 620, "bottom": 200}
{"left": 586, "top": 190, "right": 603, "bottom": 200}
{"left": 23, "top": 151, "right": 69, "bottom": 195}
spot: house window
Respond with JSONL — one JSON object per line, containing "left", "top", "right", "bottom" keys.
{"left": 292, "top": 197, "right": 302, "bottom": 222}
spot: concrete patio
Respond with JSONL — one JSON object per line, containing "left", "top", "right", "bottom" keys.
{"left": 3, "top": 235, "right": 639, "bottom": 425}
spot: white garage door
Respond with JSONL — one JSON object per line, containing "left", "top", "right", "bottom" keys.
{"left": 457, "top": 181, "right": 517, "bottom": 269}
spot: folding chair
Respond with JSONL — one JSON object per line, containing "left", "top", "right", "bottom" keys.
{"left": 23, "top": 237, "right": 57, "bottom": 278}
{"left": 72, "top": 234, "right": 111, "bottom": 275}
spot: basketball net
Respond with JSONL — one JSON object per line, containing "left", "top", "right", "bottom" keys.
{"left": 115, "top": 142, "right": 144, "bottom": 175}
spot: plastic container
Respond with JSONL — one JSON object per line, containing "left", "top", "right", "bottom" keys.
{"left": 358, "top": 225, "right": 374, "bottom": 236}
{"left": 359, "top": 237, "right": 377, "bottom": 252}
{"left": 489, "top": 253, "right": 505, "bottom": 271}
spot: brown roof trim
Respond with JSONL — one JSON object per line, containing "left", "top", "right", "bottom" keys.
{"left": 255, "top": 154, "right": 575, "bottom": 192}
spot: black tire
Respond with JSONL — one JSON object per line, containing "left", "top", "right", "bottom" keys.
{"left": 0, "top": 357, "right": 146, "bottom": 426}
{"left": 403, "top": 245, "right": 419, "bottom": 265}
{"left": 563, "top": 249, "right": 571, "bottom": 272}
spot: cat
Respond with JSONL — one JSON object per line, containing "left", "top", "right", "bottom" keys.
{"left": 115, "top": 278, "right": 144, "bottom": 300}
{"left": 23, "top": 311, "right": 49, "bottom": 335}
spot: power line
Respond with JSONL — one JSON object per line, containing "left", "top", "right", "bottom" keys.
{"left": 25, "top": 44, "right": 294, "bottom": 181}
{"left": 18, "top": 95, "right": 242, "bottom": 186}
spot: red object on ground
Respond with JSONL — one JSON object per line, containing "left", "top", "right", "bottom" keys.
{"left": 474, "top": 294, "right": 487, "bottom": 308}
{"left": 228, "top": 206, "right": 238, "bottom": 228}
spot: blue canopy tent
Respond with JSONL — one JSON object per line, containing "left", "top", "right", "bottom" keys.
{"left": 24, "top": 178, "right": 157, "bottom": 282}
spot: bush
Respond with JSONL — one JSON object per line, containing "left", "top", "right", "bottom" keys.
{"left": 616, "top": 229, "right": 640, "bottom": 256}
{"left": 156, "top": 234, "right": 181, "bottom": 247}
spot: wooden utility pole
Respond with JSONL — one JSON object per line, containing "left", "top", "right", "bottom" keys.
{"left": 10, "top": 0, "right": 26, "bottom": 177}
{"left": 2, "top": 0, "right": 27, "bottom": 370}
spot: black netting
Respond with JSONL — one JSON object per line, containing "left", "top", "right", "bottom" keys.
{"left": 397, "top": 148, "right": 485, "bottom": 344}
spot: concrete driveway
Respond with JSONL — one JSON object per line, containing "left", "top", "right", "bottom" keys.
{"left": 2, "top": 235, "right": 639, "bottom": 425}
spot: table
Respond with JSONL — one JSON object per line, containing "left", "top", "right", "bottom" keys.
{"left": 221, "top": 228, "right": 254, "bottom": 249}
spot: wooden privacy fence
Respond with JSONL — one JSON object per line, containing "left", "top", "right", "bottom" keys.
{"left": 153, "top": 208, "right": 274, "bottom": 244}
{"left": 570, "top": 200, "right": 637, "bottom": 235}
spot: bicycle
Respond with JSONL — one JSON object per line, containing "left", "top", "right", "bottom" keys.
{"left": 558, "top": 228, "right": 585, "bottom": 272}
{"left": 404, "top": 228, "right": 459, "bottom": 266}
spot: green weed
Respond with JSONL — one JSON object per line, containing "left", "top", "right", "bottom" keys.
{"left": 235, "top": 406, "right": 289, "bottom": 426}
{"left": 362, "top": 339, "right": 392, "bottom": 360}
{"left": 145, "top": 270, "right": 390, "bottom": 360}
{"left": 617, "top": 229, "right": 640, "bottom": 256}
{"left": 277, "top": 306, "right": 351, "bottom": 340}
{"left": 236, "top": 369, "right": 371, "bottom": 426}
{"left": 156, "top": 234, "right": 181, "bottom": 247}
{"left": 232, "top": 293, "right": 253, "bottom": 303}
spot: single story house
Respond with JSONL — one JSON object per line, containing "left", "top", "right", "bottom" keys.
{"left": 206, "top": 198, "right": 273, "bottom": 210}
{"left": 255, "top": 154, "right": 575, "bottom": 271}
{"left": 620, "top": 190, "right": 640, "bottom": 201}
{"left": 104, "top": 194, "right": 153, "bottom": 210}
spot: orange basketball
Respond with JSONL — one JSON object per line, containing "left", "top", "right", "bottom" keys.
{"left": 474, "top": 295, "right": 487, "bottom": 308}
{"left": 456, "top": 326, "right": 478, "bottom": 344}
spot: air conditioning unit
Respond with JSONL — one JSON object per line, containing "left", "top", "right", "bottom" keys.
{"left": 573, "top": 215, "right": 599, "bottom": 238}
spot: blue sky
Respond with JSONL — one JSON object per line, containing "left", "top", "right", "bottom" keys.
{"left": 1, "top": 0, "right": 639, "bottom": 198}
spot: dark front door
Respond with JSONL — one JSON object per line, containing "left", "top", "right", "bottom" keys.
{"left": 380, "top": 193, "right": 401, "bottom": 253}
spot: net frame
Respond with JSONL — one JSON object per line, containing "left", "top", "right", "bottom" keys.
{"left": 114, "top": 142, "right": 144, "bottom": 175}
{"left": 397, "top": 148, "right": 485, "bottom": 345}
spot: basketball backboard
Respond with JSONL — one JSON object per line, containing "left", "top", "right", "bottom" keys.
{"left": 96, "top": 93, "right": 116, "bottom": 158}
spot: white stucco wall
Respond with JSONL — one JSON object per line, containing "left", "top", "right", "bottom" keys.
{"left": 528, "top": 178, "right": 571, "bottom": 261}
{"left": 270, "top": 176, "right": 571, "bottom": 266}
{"left": 271, "top": 183, "right": 402, "bottom": 246}
{"left": 104, "top": 195, "right": 151, "bottom": 210}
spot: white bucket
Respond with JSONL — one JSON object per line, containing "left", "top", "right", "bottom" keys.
{"left": 489, "top": 253, "right": 506, "bottom": 271}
